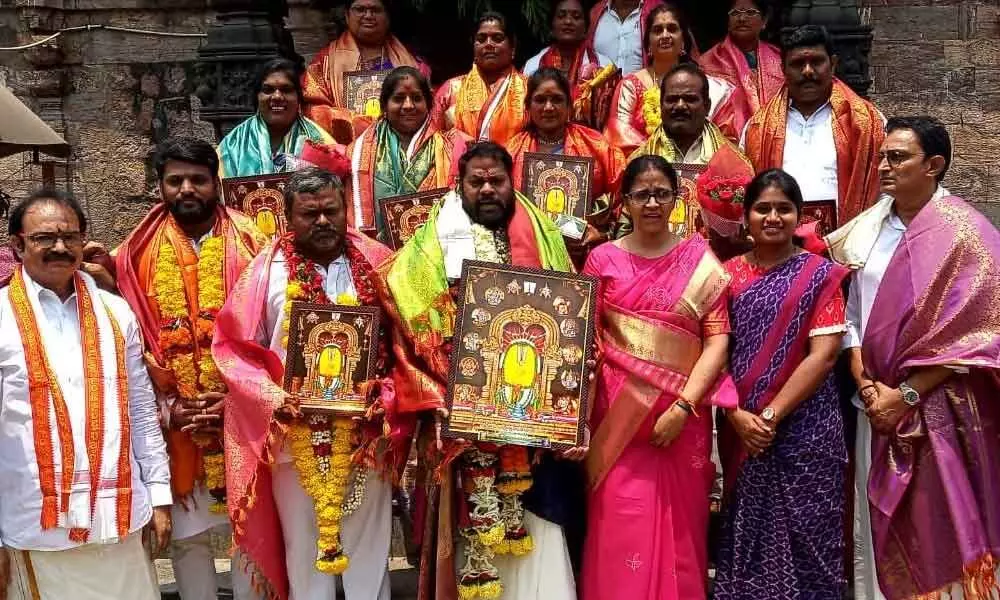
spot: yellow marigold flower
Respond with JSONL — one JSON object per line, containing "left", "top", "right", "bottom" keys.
{"left": 479, "top": 524, "right": 506, "bottom": 548}
{"left": 335, "top": 292, "right": 360, "bottom": 306}
{"left": 286, "top": 281, "right": 304, "bottom": 300}
{"left": 479, "top": 580, "right": 503, "bottom": 600}
{"left": 642, "top": 87, "right": 662, "bottom": 136}
{"left": 458, "top": 583, "right": 480, "bottom": 600}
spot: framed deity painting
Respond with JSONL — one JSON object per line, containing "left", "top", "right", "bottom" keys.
{"left": 377, "top": 187, "right": 447, "bottom": 250}
{"left": 221, "top": 173, "right": 290, "bottom": 239}
{"left": 520, "top": 152, "right": 594, "bottom": 240}
{"left": 443, "top": 261, "right": 598, "bottom": 450}
{"left": 282, "top": 302, "right": 381, "bottom": 415}
{"left": 342, "top": 70, "right": 388, "bottom": 119}
{"left": 670, "top": 163, "right": 708, "bottom": 238}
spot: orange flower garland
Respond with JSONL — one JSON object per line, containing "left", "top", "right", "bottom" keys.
{"left": 154, "top": 237, "right": 228, "bottom": 512}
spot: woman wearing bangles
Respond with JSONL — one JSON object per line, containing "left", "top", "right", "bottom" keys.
{"left": 580, "top": 155, "right": 737, "bottom": 600}
{"left": 714, "top": 169, "right": 849, "bottom": 599}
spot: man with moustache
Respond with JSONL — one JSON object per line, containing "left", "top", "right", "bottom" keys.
{"left": 0, "top": 191, "right": 171, "bottom": 600}
{"left": 114, "top": 138, "right": 267, "bottom": 600}
{"left": 212, "top": 167, "right": 410, "bottom": 600}
{"left": 628, "top": 63, "right": 754, "bottom": 258}
{"left": 827, "top": 117, "right": 1000, "bottom": 600}
{"left": 376, "top": 142, "right": 583, "bottom": 600}
{"left": 742, "top": 25, "right": 885, "bottom": 232}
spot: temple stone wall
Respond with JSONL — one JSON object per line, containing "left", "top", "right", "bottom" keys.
{"left": 868, "top": 1, "right": 1000, "bottom": 222}
{"left": 0, "top": 1, "right": 997, "bottom": 246}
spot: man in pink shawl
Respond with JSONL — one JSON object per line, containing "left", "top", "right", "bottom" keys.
{"left": 212, "top": 167, "right": 415, "bottom": 600}
{"left": 828, "top": 116, "right": 1000, "bottom": 600}
{"left": 699, "top": 0, "right": 783, "bottom": 139}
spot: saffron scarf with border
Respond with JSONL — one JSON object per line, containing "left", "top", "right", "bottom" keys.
{"left": 430, "top": 66, "right": 528, "bottom": 145}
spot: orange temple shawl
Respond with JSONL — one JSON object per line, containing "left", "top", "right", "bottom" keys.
{"left": 429, "top": 66, "right": 528, "bottom": 145}
{"left": 113, "top": 204, "right": 266, "bottom": 499}
{"left": 346, "top": 117, "right": 470, "bottom": 234}
{"left": 699, "top": 37, "right": 784, "bottom": 140}
{"left": 743, "top": 79, "right": 885, "bottom": 224}
{"left": 302, "top": 32, "right": 429, "bottom": 145}
{"left": 507, "top": 122, "right": 626, "bottom": 222}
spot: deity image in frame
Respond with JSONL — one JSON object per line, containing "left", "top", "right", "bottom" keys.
{"left": 343, "top": 70, "right": 390, "bottom": 119}
{"left": 221, "top": 173, "right": 291, "bottom": 239}
{"left": 377, "top": 187, "right": 447, "bottom": 250}
{"left": 282, "top": 302, "right": 381, "bottom": 415}
{"left": 520, "top": 152, "right": 594, "bottom": 240}
{"left": 443, "top": 261, "right": 598, "bottom": 450}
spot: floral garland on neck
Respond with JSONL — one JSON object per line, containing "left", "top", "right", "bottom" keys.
{"left": 642, "top": 86, "right": 662, "bottom": 136}
{"left": 456, "top": 230, "right": 533, "bottom": 600}
{"left": 153, "top": 235, "right": 227, "bottom": 512}
{"left": 278, "top": 232, "right": 385, "bottom": 575}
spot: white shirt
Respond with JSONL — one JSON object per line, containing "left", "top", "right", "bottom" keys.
{"left": 254, "top": 249, "right": 357, "bottom": 463}
{"left": 593, "top": 1, "right": 645, "bottom": 75}
{"left": 782, "top": 101, "right": 839, "bottom": 204}
{"left": 0, "top": 269, "right": 171, "bottom": 550}
{"left": 843, "top": 186, "right": 952, "bottom": 406}
{"left": 522, "top": 48, "right": 614, "bottom": 77}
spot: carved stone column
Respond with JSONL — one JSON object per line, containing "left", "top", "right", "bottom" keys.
{"left": 194, "top": 0, "right": 299, "bottom": 139}
{"left": 783, "top": 0, "right": 874, "bottom": 97}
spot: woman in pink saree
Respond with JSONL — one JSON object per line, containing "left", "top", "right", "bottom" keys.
{"left": 581, "top": 155, "right": 737, "bottom": 600}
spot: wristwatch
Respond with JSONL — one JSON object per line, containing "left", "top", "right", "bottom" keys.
{"left": 899, "top": 382, "right": 921, "bottom": 406}
{"left": 760, "top": 407, "right": 776, "bottom": 423}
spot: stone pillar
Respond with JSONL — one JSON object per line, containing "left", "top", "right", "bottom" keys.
{"left": 783, "top": 0, "right": 874, "bottom": 97}
{"left": 194, "top": 0, "right": 299, "bottom": 139}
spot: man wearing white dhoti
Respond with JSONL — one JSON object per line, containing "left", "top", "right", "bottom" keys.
{"left": 213, "top": 167, "right": 406, "bottom": 600}
{"left": 0, "top": 190, "right": 172, "bottom": 600}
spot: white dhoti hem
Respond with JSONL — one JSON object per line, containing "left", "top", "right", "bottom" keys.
{"left": 231, "top": 461, "right": 392, "bottom": 600}
{"left": 8, "top": 532, "right": 159, "bottom": 600}
{"left": 170, "top": 488, "right": 231, "bottom": 600}
{"left": 854, "top": 409, "right": 887, "bottom": 600}
{"left": 489, "top": 510, "right": 577, "bottom": 600}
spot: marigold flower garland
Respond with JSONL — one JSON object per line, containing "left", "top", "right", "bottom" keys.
{"left": 642, "top": 87, "right": 662, "bottom": 136}
{"left": 279, "top": 232, "right": 385, "bottom": 575}
{"left": 154, "top": 236, "right": 228, "bottom": 512}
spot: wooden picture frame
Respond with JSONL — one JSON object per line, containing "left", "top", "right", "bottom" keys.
{"left": 282, "top": 302, "right": 381, "bottom": 415}
{"left": 377, "top": 187, "right": 447, "bottom": 250}
{"left": 520, "top": 152, "right": 594, "bottom": 240}
{"left": 800, "top": 199, "right": 838, "bottom": 234}
{"left": 221, "top": 173, "right": 290, "bottom": 240}
{"left": 443, "top": 261, "right": 598, "bottom": 450}
{"left": 342, "top": 69, "right": 389, "bottom": 118}
{"left": 671, "top": 163, "right": 708, "bottom": 238}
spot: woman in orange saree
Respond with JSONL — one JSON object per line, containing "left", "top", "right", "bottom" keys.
{"left": 429, "top": 12, "right": 527, "bottom": 145}
{"left": 346, "top": 66, "right": 469, "bottom": 240}
{"left": 698, "top": 0, "right": 784, "bottom": 141}
{"left": 507, "top": 68, "right": 626, "bottom": 262}
{"left": 581, "top": 155, "right": 737, "bottom": 600}
{"left": 604, "top": 5, "right": 736, "bottom": 156}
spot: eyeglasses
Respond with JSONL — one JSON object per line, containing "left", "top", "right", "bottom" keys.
{"left": 728, "top": 8, "right": 762, "bottom": 18}
{"left": 21, "top": 231, "right": 85, "bottom": 249}
{"left": 877, "top": 150, "right": 924, "bottom": 169}
{"left": 625, "top": 188, "right": 676, "bottom": 205}
{"left": 350, "top": 5, "right": 385, "bottom": 16}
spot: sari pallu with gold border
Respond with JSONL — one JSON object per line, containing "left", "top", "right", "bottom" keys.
{"left": 862, "top": 195, "right": 1000, "bottom": 600}
{"left": 699, "top": 37, "right": 784, "bottom": 140}
{"left": 584, "top": 235, "right": 738, "bottom": 491}
{"left": 430, "top": 66, "right": 528, "bottom": 145}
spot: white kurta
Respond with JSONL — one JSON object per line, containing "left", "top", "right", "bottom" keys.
{"left": 232, "top": 249, "right": 392, "bottom": 600}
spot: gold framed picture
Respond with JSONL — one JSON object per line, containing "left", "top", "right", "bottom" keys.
{"left": 800, "top": 199, "right": 838, "bottom": 233}
{"left": 342, "top": 70, "right": 389, "bottom": 119}
{"left": 669, "top": 163, "right": 708, "bottom": 237}
{"left": 377, "top": 187, "right": 447, "bottom": 250}
{"left": 221, "top": 173, "right": 290, "bottom": 239}
{"left": 282, "top": 302, "right": 381, "bottom": 415}
{"left": 443, "top": 261, "right": 598, "bottom": 450}
{"left": 520, "top": 152, "right": 594, "bottom": 240}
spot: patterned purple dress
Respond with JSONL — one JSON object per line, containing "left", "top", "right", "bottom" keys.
{"left": 713, "top": 253, "right": 849, "bottom": 599}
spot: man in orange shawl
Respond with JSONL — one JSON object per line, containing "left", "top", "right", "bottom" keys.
{"left": 114, "top": 138, "right": 266, "bottom": 600}
{"left": 212, "top": 167, "right": 420, "bottom": 600}
{"left": 699, "top": 0, "right": 784, "bottom": 140}
{"left": 742, "top": 25, "right": 884, "bottom": 230}
{"left": 302, "top": 0, "right": 429, "bottom": 144}
{"left": 430, "top": 12, "right": 527, "bottom": 145}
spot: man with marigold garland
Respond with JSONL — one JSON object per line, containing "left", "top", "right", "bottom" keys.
{"left": 375, "top": 141, "right": 586, "bottom": 600}
{"left": 213, "top": 166, "right": 413, "bottom": 600}
{"left": 113, "top": 137, "right": 267, "bottom": 600}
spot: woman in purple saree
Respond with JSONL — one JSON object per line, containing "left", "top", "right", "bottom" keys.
{"left": 714, "top": 169, "right": 850, "bottom": 599}
{"left": 580, "top": 155, "right": 737, "bottom": 600}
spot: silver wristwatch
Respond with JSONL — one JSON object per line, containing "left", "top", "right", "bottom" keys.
{"left": 899, "top": 381, "right": 920, "bottom": 406}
